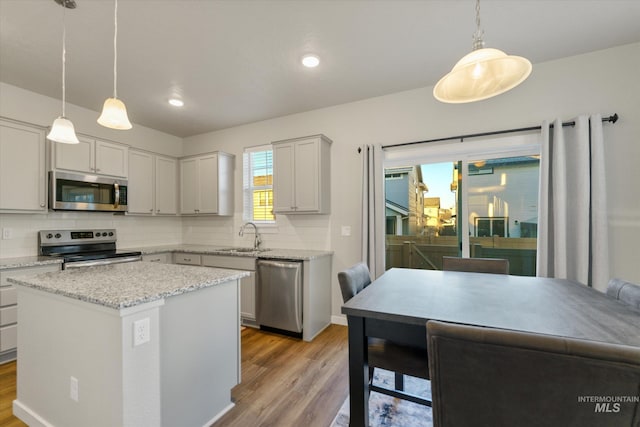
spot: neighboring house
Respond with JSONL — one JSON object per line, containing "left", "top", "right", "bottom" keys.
{"left": 465, "top": 157, "right": 540, "bottom": 238}
{"left": 385, "top": 166, "right": 427, "bottom": 235}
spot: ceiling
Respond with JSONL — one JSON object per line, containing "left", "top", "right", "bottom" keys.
{"left": 1, "top": 1, "right": 639, "bottom": 138}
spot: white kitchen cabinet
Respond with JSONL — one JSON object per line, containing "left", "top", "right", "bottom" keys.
{"left": 128, "top": 149, "right": 177, "bottom": 215}
{"left": 173, "top": 252, "right": 202, "bottom": 266}
{"left": 142, "top": 253, "right": 172, "bottom": 264}
{"left": 202, "top": 255, "right": 257, "bottom": 325}
{"left": 0, "top": 118, "right": 47, "bottom": 212}
{"left": 0, "top": 263, "right": 61, "bottom": 362}
{"left": 272, "top": 134, "right": 331, "bottom": 214}
{"left": 53, "top": 135, "right": 128, "bottom": 178}
{"left": 180, "top": 152, "right": 234, "bottom": 215}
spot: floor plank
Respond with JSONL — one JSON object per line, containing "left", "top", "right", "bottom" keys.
{"left": 0, "top": 325, "right": 349, "bottom": 427}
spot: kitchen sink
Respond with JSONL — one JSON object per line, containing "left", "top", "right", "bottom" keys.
{"left": 218, "top": 247, "right": 270, "bottom": 254}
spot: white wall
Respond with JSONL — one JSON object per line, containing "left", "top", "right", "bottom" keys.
{"left": 0, "top": 83, "right": 183, "bottom": 257}
{"left": 182, "top": 42, "right": 640, "bottom": 317}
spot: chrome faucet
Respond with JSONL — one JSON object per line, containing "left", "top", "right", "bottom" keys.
{"left": 239, "top": 222, "right": 262, "bottom": 250}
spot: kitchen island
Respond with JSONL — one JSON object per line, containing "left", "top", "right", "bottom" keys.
{"left": 8, "top": 262, "right": 248, "bottom": 427}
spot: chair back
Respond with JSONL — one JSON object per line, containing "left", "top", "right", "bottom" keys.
{"left": 442, "top": 256, "right": 509, "bottom": 274}
{"left": 606, "top": 278, "right": 640, "bottom": 310}
{"left": 337, "top": 262, "right": 372, "bottom": 303}
{"left": 426, "top": 320, "right": 640, "bottom": 427}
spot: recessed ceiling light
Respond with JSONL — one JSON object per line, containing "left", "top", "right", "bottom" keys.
{"left": 301, "top": 55, "right": 320, "bottom": 68}
{"left": 168, "top": 98, "right": 184, "bottom": 107}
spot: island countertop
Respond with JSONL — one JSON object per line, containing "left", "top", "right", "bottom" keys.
{"left": 8, "top": 261, "right": 249, "bottom": 310}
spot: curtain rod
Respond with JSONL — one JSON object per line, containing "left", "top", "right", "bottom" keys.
{"left": 380, "top": 113, "right": 618, "bottom": 151}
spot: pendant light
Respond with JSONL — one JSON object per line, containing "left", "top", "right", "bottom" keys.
{"left": 433, "top": 0, "right": 532, "bottom": 103}
{"left": 97, "top": 0, "right": 132, "bottom": 130}
{"left": 47, "top": 0, "right": 80, "bottom": 144}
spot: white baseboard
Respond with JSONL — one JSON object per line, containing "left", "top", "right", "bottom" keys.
{"left": 13, "top": 400, "right": 54, "bottom": 427}
{"left": 331, "top": 314, "right": 347, "bottom": 326}
{"left": 202, "top": 402, "right": 235, "bottom": 427}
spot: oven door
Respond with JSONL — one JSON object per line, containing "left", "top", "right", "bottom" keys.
{"left": 50, "top": 171, "right": 128, "bottom": 212}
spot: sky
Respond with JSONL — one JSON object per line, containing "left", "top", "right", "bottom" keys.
{"left": 421, "top": 162, "right": 456, "bottom": 210}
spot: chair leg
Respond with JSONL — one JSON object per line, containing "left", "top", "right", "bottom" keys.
{"left": 394, "top": 372, "right": 404, "bottom": 391}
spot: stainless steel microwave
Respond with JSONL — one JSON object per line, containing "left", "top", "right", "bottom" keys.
{"left": 49, "top": 171, "right": 128, "bottom": 212}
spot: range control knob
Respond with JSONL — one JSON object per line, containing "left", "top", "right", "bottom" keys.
{"left": 46, "top": 233, "right": 53, "bottom": 239}
{"left": 55, "top": 233, "right": 62, "bottom": 239}
{"left": 108, "top": 232, "right": 114, "bottom": 236}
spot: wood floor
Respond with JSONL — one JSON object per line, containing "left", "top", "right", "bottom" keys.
{"left": 0, "top": 324, "right": 349, "bottom": 427}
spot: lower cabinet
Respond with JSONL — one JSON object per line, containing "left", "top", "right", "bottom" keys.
{"left": 142, "top": 253, "right": 172, "bottom": 264}
{"left": 201, "top": 255, "right": 257, "bottom": 326}
{"left": 0, "top": 263, "right": 61, "bottom": 363}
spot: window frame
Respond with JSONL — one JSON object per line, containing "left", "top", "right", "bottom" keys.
{"left": 242, "top": 144, "right": 275, "bottom": 225}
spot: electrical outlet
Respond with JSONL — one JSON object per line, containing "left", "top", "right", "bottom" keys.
{"left": 70, "top": 376, "right": 79, "bottom": 402}
{"left": 2, "top": 228, "right": 12, "bottom": 240}
{"left": 133, "top": 317, "right": 150, "bottom": 346}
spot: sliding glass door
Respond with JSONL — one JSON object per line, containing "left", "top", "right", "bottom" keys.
{"left": 383, "top": 133, "right": 540, "bottom": 276}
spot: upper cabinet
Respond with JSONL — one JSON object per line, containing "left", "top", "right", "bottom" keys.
{"left": 272, "top": 134, "right": 331, "bottom": 214}
{"left": 53, "top": 136, "right": 128, "bottom": 178}
{"left": 180, "top": 152, "right": 234, "bottom": 216}
{"left": 0, "top": 118, "right": 47, "bottom": 212}
{"left": 128, "top": 149, "right": 178, "bottom": 216}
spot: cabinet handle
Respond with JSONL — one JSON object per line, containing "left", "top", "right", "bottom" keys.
{"left": 156, "top": 209, "right": 160, "bottom": 213}
{"left": 150, "top": 259, "right": 160, "bottom": 262}
{"left": 150, "top": 209, "right": 154, "bottom": 212}
{"left": 184, "top": 258, "right": 191, "bottom": 262}
{"left": 96, "top": 168, "right": 101, "bottom": 172}
{"left": 40, "top": 203, "right": 46, "bottom": 208}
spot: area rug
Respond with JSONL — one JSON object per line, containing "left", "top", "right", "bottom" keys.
{"left": 331, "top": 369, "right": 432, "bottom": 427}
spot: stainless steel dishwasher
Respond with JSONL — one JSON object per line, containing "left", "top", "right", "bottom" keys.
{"left": 257, "top": 259, "right": 303, "bottom": 337}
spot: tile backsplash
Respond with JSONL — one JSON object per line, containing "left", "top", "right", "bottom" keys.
{"left": 0, "top": 212, "right": 182, "bottom": 258}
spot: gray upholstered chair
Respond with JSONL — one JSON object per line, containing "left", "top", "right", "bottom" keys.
{"left": 426, "top": 320, "right": 640, "bottom": 427}
{"left": 442, "top": 256, "right": 510, "bottom": 274}
{"left": 338, "top": 262, "right": 431, "bottom": 406}
{"left": 606, "top": 278, "right": 640, "bottom": 310}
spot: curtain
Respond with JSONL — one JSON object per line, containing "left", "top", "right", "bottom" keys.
{"left": 361, "top": 144, "right": 385, "bottom": 278}
{"left": 536, "top": 114, "right": 609, "bottom": 291}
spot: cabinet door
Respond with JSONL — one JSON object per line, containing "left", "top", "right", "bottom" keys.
{"left": 0, "top": 120, "right": 46, "bottom": 211}
{"left": 180, "top": 157, "right": 198, "bottom": 214}
{"left": 155, "top": 156, "right": 177, "bottom": 215}
{"left": 96, "top": 140, "right": 128, "bottom": 177}
{"left": 293, "top": 139, "right": 320, "bottom": 212}
{"left": 198, "top": 154, "right": 219, "bottom": 214}
{"left": 272, "top": 142, "right": 295, "bottom": 212}
{"left": 128, "top": 150, "right": 154, "bottom": 214}
{"left": 54, "top": 135, "right": 94, "bottom": 173}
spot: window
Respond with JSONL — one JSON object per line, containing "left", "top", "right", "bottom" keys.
{"left": 383, "top": 132, "right": 541, "bottom": 276}
{"left": 243, "top": 145, "right": 275, "bottom": 223}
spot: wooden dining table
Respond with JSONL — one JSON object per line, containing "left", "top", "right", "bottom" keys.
{"left": 341, "top": 268, "right": 640, "bottom": 427}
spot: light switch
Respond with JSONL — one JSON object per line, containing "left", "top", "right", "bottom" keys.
{"left": 341, "top": 226, "right": 351, "bottom": 237}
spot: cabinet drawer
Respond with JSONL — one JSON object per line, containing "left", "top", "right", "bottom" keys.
{"left": 173, "top": 253, "right": 201, "bottom": 265}
{"left": 0, "top": 287, "right": 17, "bottom": 307}
{"left": 202, "top": 255, "right": 256, "bottom": 271}
{"left": 142, "top": 253, "right": 171, "bottom": 264}
{"left": 0, "top": 306, "right": 17, "bottom": 326}
{"left": 0, "top": 324, "right": 17, "bottom": 352}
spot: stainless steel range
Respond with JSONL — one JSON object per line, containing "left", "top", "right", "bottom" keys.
{"left": 38, "top": 229, "right": 142, "bottom": 269}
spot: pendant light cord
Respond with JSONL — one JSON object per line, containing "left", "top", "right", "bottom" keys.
{"left": 61, "top": 4, "right": 67, "bottom": 117}
{"left": 113, "top": 0, "right": 118, "bottom": 99}
{"left": 472, "top": 0, "right": 485, "bottom": 50}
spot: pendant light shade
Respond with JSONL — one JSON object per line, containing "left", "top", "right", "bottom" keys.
{"left": 47, "top": 117, "right": 80, "bottom": 144}
{"left": 98, "top": 0, "right": 132, "bottom": 130}
{"left": 97, "top": 97, "right": 132, "bottom": 129}
{"left": 48, "top": 0, "right": 79, "bottom": 144}
{"left": 433, "top": 0, "right": 532, "bottom": 103}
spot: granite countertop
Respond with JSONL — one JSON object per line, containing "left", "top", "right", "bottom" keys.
{"left": 0, "top": 244, "right": 333, "bottom": 270}
{"left": 132, "top": 244, "right": 333, "bottom": 260}
{"left": 8, "top": 262, "right": 249, "bottom": 310}
{"left": 0, "top": 256, "right": 63, "bottom": 270}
